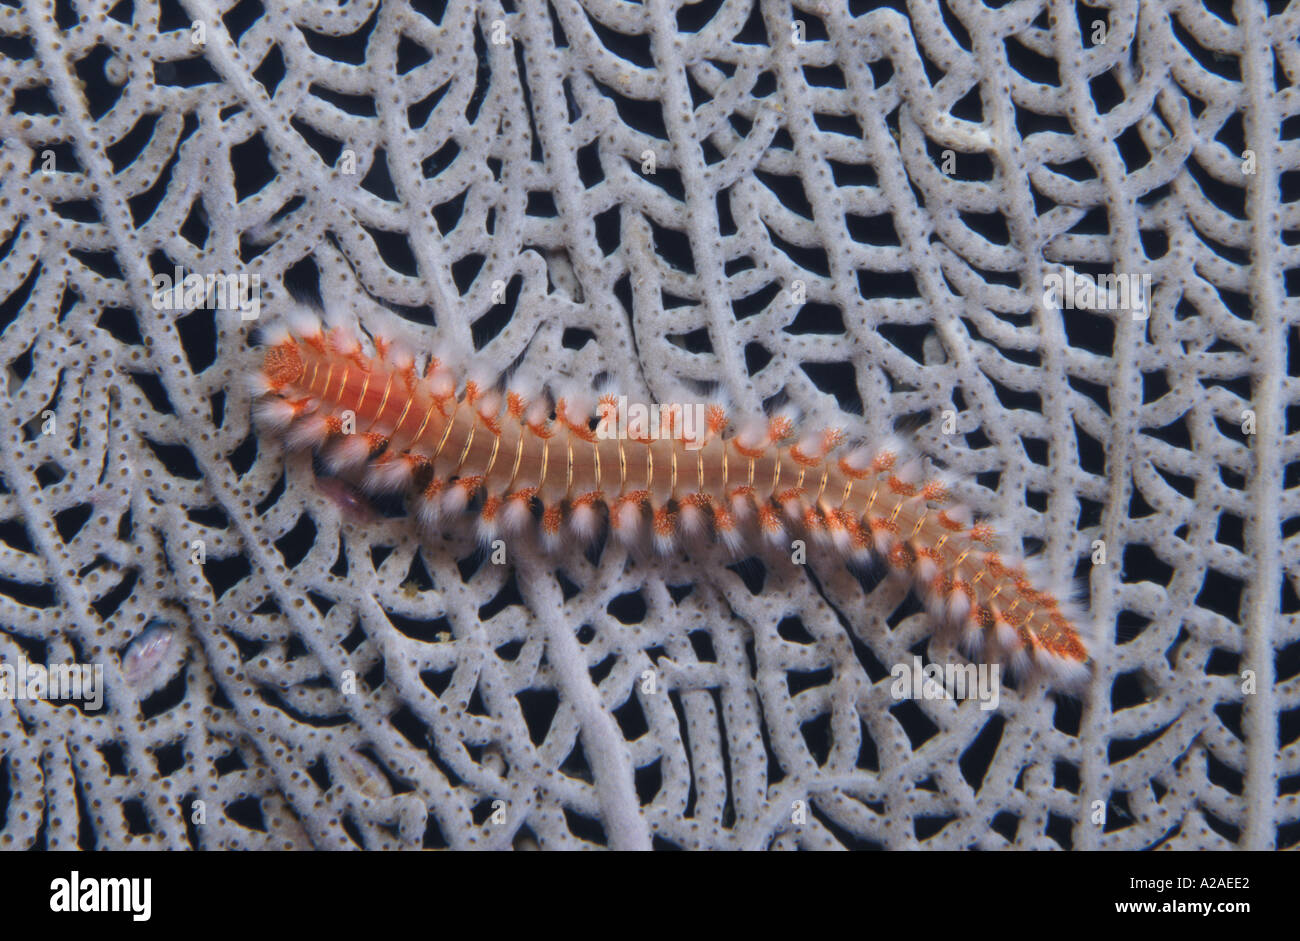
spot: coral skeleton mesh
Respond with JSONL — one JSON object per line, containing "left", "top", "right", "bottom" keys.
{"left": 0, "top": 0, "right": 1297, "bottom": 850}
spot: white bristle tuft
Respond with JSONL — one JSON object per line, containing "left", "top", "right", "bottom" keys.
{"left": 764, "top": 523, "right": 787, "bottom": 548}
{"left": 1033, "top": 649, "right": 1091, "bottom": 688}
{"left": 807, "top": 524, "right": 833, "bottom": 548}
{"left": 363, "top": 455, "right": 416, "bottom": 494}
{"left": 717, "top": 524, "right": 744, "bottom": 554}
{"left": 390, "top": 348, "right": 415, "bottom": 373}
{"left": 1004, "top": 643, "right": 1032, "bottom": 678}
{"left": 253, "top": 397, "right": 298, "bottom": 433}
{"left": 923, "top": 592, "right": 949, "bottom": 624}
{"left": 541, "top": 526, "right": 563, "bottom": 554}
{"left": 525, "top": 400, "right": 551, "bottom": 429}
{"left": 796, "top": 431, "right": 824, "bottom": 459}
{"left": 285, "top": 413, "right": 330, "bottom": 450}
{"left": 499, "top": 496, "right": 532, "bottom": 534}
{"left": 678, "top": 502, "right": 707, "bottom": 537}
{"left": 323, "top": 435, "right": 373, "bottom": 474}
{"left": 331, "top": 329, "right": 362, "bottom": 358}
{"left": 841, "top": 446, "right": 872, "bottom": 473}
{"left": 465, "top": 367, "right": 497, "bottom": 394}
{"left": 943, "top": 504, "right": 973, "bottom": 528}
{"left": 830, "top": 525, "right": 853, "bottom": 554}
{"left": 896, "top": 459, "right": 924, "bottom": 486}
{"left": 924, "top": 470, "right": 960, "bottom": 501}
{"left": 289, "top": 310, "right": 323, "bottom": 339}
{"left": 416, "top": 495, "right": 442, "bottom": 529}
{"left": 772, "top": 404, "right": 800, "bottom": 427}
{"left": 947, "top": 590, "right": 972, "bottom": 624}
{"left": 873, "top": 434, "right": 910, "bottom": 461}
{"left": 612, "top": 501, "right": 643, "bottom": 542}
{"left": 729, "top": 492, "right": 752, "bottom": 521}
{"left": 992, "top": 621, "right": 1018, "bottom": 656}
{"left": 592, "top": 374, "right": 621, "bottom": 401}
{"left": 704, "top": 385, "right": 733, "bottom": 415}
{"left": 735, "top": 419, "right": 768, "bottom": 454}
{"left": 476, "top": 392, "right": 502, "bottom": 423}
{"left": 569, "top": 502, "right": 601, "bottom": 542}
{"left": 429, "top": 367, "right": 456, "bottom": 400}
{"left": 259, "top": 325, "right": 292, "bottom": 348}
{"left": 847, "top": 544, "right": 873, "bottom": 567}
{"left": 441, "top": 482, "right": 472, "bottom": 516}
{"left": 507, "top": 378, "right": 542, "bottom": 407}
{"left": 562, "top": 395, "right": 593, "bottom": 429}
{"left": 248, "top": 371, "right": 276, "bottom": 398}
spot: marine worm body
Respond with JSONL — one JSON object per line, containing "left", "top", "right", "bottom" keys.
{"left": 252, "top": 311, "right": 1090, "bottom": 687}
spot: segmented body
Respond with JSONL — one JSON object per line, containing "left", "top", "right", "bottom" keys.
{"left": 253, "top": 314, "right": 1090, "bottom": 686}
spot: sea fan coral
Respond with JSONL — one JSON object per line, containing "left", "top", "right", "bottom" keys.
{"left": 0, "top": 0, "right": 1297, "bottom": 851}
